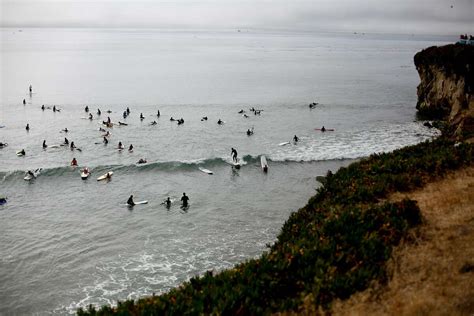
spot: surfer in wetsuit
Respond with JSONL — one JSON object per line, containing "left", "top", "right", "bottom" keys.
{"left": 293, "top": 135, "right": 299, "bottom": 143}
{"left": 150, "top": 121, "right": 157, "bottom": 126}
{"left": 217, "top": 119, "right": 223, "bottom": 125}
{"left": 26, "top": 123, "right": 30, "bottom": 131}
{"left": 19, "top": 149, "right": 25, "bottom": 156}
{"left": 23, "top": 99, "right": 26, "bottom": 105}
{"left": 181, "top": 193, "right": 189, "bottom": 207}
{"left": 201, "top": 116, "right": 208, "bottom": 121}
{"left": 70, "top": 141, "right": 76, "bottom": 150}
{"left": 231, "top": 148, "right": 238, "bottom": 163}
{"left": 64, "top": 137, "right": 69, "bottom": 145}
{"left": 247, "top": 128, "right": 253, "bottom": 136}
{"left": 129, "top": 144, "right": 133, "bottom": 151}
{"left": 127, "top": 195, "right": 135, "bottom": 206}
{"left": 97, "top": 109, "right": 101, "bottom": 116}
{"left": 165, "top": 197, "right": 171, "bottom": 208}
{"left": 126, "top": 107, "right": 130, "bottom": 115}
{"left": 103, "top": 137, "right": 108, "bottom": 144}
{"left": 42, "top": 140, "right": 47, "bottom": 148}
{"left": 41, "top": 104, "right": 45, "bottom": 110}
{"left": 118, "top": 141, "right": 124, "bottom": 149}
{"left": 137, "top": 158, "right": 147, "bottom": 164}
{"left": 89, "top": 113, "right": 93, "bottom": 120}
{"left": 140, "top": 113, "right": 144, "bottom": 120}
{"left": 157, "top": 110, "right": 160, "bottom": 117}
{"left": 321, "top": 126, "right": 326, "bottom": 132}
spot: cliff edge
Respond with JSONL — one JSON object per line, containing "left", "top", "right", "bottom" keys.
{"left": 414, "top": 44, "right": 474, "bottom": 139}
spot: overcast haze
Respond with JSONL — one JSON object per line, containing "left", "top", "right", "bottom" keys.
{"left": 1, "top": 0, "right": 473, "bottom": 34}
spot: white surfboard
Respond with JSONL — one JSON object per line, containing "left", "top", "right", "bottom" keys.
{"left": 49, "top": 144, "right": 61, "bottom": 148}
{"left": 232, "top": 160, "right": 241, "bottom": 169}
{"left": 97, "top": 171, "right": 113, "bottom": 181}
{"left": 279, "top": 141, "right": 290, "bottom": 146}
{"left": 122, "top": 200, "right": 148, "bottom": 206}
{"left": 16, "top": 151, "right": 25, "bottom": 156}
{"left": 199, "top": 167, "right": 213, "bottom": 175}
{"left": 261, "top": 155, "right": 268, "bottom": 172}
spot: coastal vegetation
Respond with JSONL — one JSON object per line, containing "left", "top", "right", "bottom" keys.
{"left": 78, "top": 138, "right": 473, "bottom": 315}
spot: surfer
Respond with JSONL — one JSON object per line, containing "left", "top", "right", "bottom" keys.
{"left": 89, "top": 113, "right": 93, "bottom": 120}
{"left": 321, "top": 126, "right": 326, "bottom": 132}
{"left": 62, "top": 128, "right": 69, "bottom": 133}
{"left": 181, "top": 193, "right": 189, "bottom": 207}
{"left": 26, "top": 123, "right": 30, "bottom": 131}
{"left": 0, "top": 197, "right": 7, "bottom": 205}
{"left": 231, "top": 148, "right": 238, "bottom": 163}
{"left": 238, "top": 109, "right": 244, "bottom": 114}
{"left": 106, "top": 172, "right": 112, "bottom": 180}
{"left": 201, "top": 116, "right": 208, "bottom": 121}
{"left": 82, "top": 167, "right": 89, "bottom": 175}
{"left": 71, "top": 158, "right": 78, "bottom": 166}
{"left": 64, "top": 137, "right": 69, "bottom": 145}
{"left": 127, "top": 195, "right": 135, "bottom": 206}
{"left": 293, "top": 135, "right": 299, "bottom": 142}
{"left": 129, "top": 144, "right": 133, "bottom": 151}
{"left": 0, "top": 142, "right": 7, "bottom": 148}
{"left": 103, "top": 137, "right": 108, "bottom": 144}
{"left": 170, "top": 117, "right": 175, "bottom": 121}
{"left": 137, "top": 158, "right": 147, "bottom": 164}
{"left": 150, "top": 121, "right": 157, "bottom": 126}
{"left": 70, "top": 141, "right": 76, "bottom": 149}
{"left": 19, "top": 149, "right": 25, "bottom": 156}
{"left": 27, "top": 170, "right": 34, "bottom": 178}
{"left": 118, "top": 142, "right": 124, "bottom": 150}
{"left": 243, "top": 114, "right": 249, "bottom": 118}
{"left": 85, "top": 106, "right": 89, "bottom": 112}
{"left": 140, "top": 113, "right": 144, "bottom": 120}
{"left": 23, "top": 99, "right": 26, "bottom": 105}
{"left": 157, "top": 110, "right": 160, "bottom": 117}
{"left": 41, "top": 104, "right": 45, "bottom": 111}
{"left": 165, "top": 197, "right": 171, "bottom": 208}
{"left": 177, "top": 118, "right": 184, "bottom": 125}
{"left": 123, "top": 111, "right": 127, "bottom": 119}
{"left": 29, "top": 85, "right": 32, "bottom": 93}
{"left": 126, "top": 107, "right": 130, "bottom": 115}
{"left": 247, "top": 128, "right": 254, "bottom": 136}
{"left": 217, "top": 119, "right": 223, "bottom": 125}
{"left": 42, "top": 140, "right": 47, "bottom": 148}
{"left": 97, "top": 109, "right": 101, "bottom": 116}
{"left": 107, "top": 116, "right": 111, "bottom": 124}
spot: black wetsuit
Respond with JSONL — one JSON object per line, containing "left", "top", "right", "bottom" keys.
{"left": 127, "top": 196, "right": 135, "bottom": 206}
{"left": 181, "top": 195, "right": 189, "bottom": 207}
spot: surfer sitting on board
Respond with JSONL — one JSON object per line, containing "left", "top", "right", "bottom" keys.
{"left": 293, "top": 135, "right": 299, "bottom": 142}
{"left": 181, "top": 193, "right": 189, "bottom": 207}
{"left": 231, "top": 148, "right": 238, "bottom": 163}
{"left": 137, "top": 158, "right": 147, "bottom": 164}
{"left": 165, "top": 197, "right": 171, "bottom": 208}
{"left": 71, "top": 158, "right": 78, "bottom": 166}
{"left": 118, "top": 142, "right": 124, "bottom": 149}
{"left": 19, "top": 149, "right": 26, "bottom": 156}
{"left": 70, "top": 142, "right": 76, "bottom": 149}
{"left": 42, "top": 140, "right": 47, "bottom": 148}
{"left": 64, "top": 137, "right": 69, "bottom": 145}
{"left": 129, "top": 144, "right": 133, "bottom": 151}
{"left": 26, "top": 124, "right": 30, "bottom": 131}
{"left": 103, "top": 137, "right": 108, "bottom": 144}
{"left": 127, "top": 195, "right": 135, "bottom": 206}
{"left": 321, "top": 126, "right": 326, "bottom": 132}
{"left": 217, "top": 119, "right": 224, "bottom": 125}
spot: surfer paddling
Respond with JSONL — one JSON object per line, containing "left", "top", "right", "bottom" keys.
{"left": 181, "top": 193, "right": 189, "bottom": 208}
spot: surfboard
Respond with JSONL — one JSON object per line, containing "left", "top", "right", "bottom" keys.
{"left": 261, "top": 155, "right": 268, "bottom": 172}
{"left": 232, "top": 160, "right": 241, "bottom": 169}
{"left": 97, "top": 171, "right": 113, "bottom": 181}
{"left": 314, "top": 128, "right": 335, "bottom": 132}
{"left": 122, "top": 200, "right": 148, "bottom": 206}
{"left": 199, "top": 167, "right": 213, "bottom": 175}
{"left": 49, "top": 144, "right": 61, "bottom": 148}
{"left": 279, "top": 141, "right": 290, "bottom": 146}
{"left": 16, "top": 151, "right": 25, "bottom": 156}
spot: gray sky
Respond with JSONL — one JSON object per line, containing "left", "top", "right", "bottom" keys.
{"left": 1, "top": 0, "right": 473, "bottom": 34}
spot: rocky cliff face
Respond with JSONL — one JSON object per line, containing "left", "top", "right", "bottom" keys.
{"left": 414, "top": 44, "right": 474, "bottom": 139}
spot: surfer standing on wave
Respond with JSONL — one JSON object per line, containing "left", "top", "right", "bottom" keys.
{"left": 231, "top": 148, "right": 238, "bottom": 163}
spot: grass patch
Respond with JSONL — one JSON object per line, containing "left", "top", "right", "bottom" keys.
{"left": 78, "top": 138, "right": 473, "bottom": 315}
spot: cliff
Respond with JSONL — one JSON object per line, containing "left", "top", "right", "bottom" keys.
{"left": 414, "top": 44, "right": 474, "bottom": 139}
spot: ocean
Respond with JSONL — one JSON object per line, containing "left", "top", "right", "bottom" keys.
{"left": 0, "top": 28, "right": 449, "bottom": 314}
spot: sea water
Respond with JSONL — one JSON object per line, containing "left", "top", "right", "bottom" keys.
{"left": 0, "top": 28, "right": 449, "bottom": 314}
